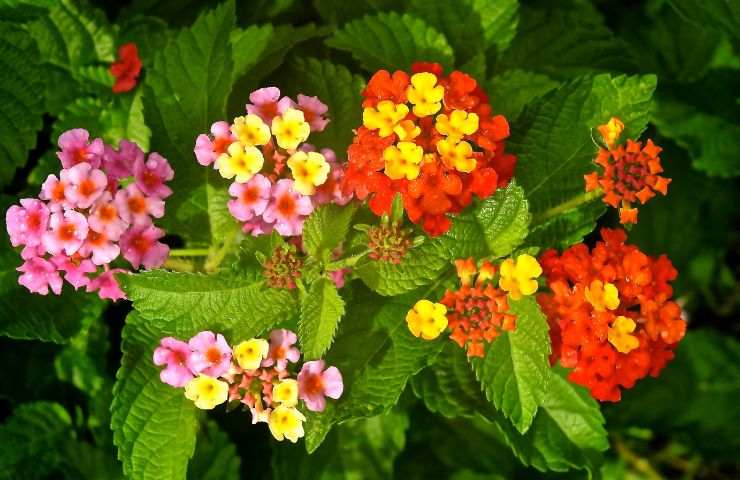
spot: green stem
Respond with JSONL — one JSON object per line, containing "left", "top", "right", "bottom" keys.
{"left": 532, "top": 190, "right": 602, "bottom": 226}
{"left": 325, "top": 250, "right": 371, "bottom": 271}
{"left": 164, "top": 258, "right": 196, "bottom": 272}
{"left": 169, "top": 248, "right": 210, "bottom": 257}
{"left": 204, "top": 231, "right": 240, "bottom": 273}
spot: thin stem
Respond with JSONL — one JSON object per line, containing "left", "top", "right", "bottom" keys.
{"left": 169, "top": 248, "right": 210, "bottom": 257}
{"left": 325, "top": 250, "right": 371, "bottom": 271}
{"left": 531, "top": 189, "right": 603, "bottom": 226}
{"left": 613, "top": 435, "right": 663, "bottom": 480}
{"left": 163, "top": 258, "right": 196, "bottom": 272}
{"left": 204, "top": 231, "right": 240, "bottom": 273}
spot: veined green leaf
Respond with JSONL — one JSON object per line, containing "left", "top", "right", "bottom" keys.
{"left": 302, "top": 203, "right": 358, "bottom": 260}
{"left": 299, "top": 278, "right": 345, "bottom": 359}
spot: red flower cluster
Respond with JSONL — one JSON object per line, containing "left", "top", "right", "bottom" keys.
{"left": 343, "top": 62, "right": 516, "bottom": 236}
{"left": 440, "top": 258, "right": 515, "bottom": 357}
{"left": 110, "top": 43, "right": 142, "bottom": 94}
{"left": 584, "top": 117, "right": 670, "bottom": 224}
{"left": 537, "top": 228, "right": 686, "bottom": 402}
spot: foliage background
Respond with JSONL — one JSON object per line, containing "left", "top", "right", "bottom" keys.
{"left": 0, "top": 0, "right": 738, "bottom": 478}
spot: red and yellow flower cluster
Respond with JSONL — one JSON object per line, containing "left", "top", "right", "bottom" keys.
{"left": 343, "top": 62, "right": 516, "bottom": 236}
{"left": 585, "top": 117, "right": 671, "bottom": 224}
{"left": 537, "top": 228, "right": 686, "bottom": 402}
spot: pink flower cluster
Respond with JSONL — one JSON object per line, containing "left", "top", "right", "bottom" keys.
{"left": 194, "top": 87, "right": 352, "bottom": 237}
{"left": 153, "top": 328, "right": 343, "bottom": 421}
{"left": 5, "top": 129, "right": 173, "bottom": 300}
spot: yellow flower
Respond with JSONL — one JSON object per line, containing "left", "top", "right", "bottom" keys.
{"left": 363, "top": 100, "right": 409, "bottom": 137}
{"left": 499, "top": 254, "right": 542, "bottom": 300}
{"left": 272, "top": 379, "right": 299, "bottom": 407}
{"left": 406, "top": 299, "right": 448, "bottom": 340}
{"left": 607, "top": 316, "right": 640, "bottom": 353}
{"left": 217, "top": 142, "right": 264, "bottom": 183}
{"left": 233, "top": 338, "right": 269, "bottom": 370}
{"left": 184, "top": 375, "right": 229, "bottom": 410}
{"left": 383, "top": 142, "right": 423, "bottom": 180}
{"left": 436, "top": 138, "right": 476, "bottom": 173}
{"left": 268, "top": 405, "right": 306, "bottom": 443}
{"left": 435, "top": 110, "right": 479, "bottom": 141}
{"left": 598, "top": 116, "right": 624, "bottom": 149}
{"left": 231, "top": 114, "right": 271, "bottom": 146}
{"left": 271, "top": 108, "right": 310, "bottom": 150}
{"left": 406, "top": 72, "right": 444, "bottom": 117}
{"left": 584, "top": 280, "right": 620, "bottom": 312}
{"left": 394, "top": 119, "right": 421, "bottom": 141}
{"left": 287, "top": 151, "right": 330, "bottom": 195}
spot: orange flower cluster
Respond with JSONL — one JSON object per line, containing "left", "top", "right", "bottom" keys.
{"left": 343, "top": 62, "right": 516, "bottom": 236}
{"left": 440, "top": 258, "right": 515, "bottom": 357}
{"left": 584, "top": 117, "right": 671, "bottom": 224}
{"left": 537, "top": 228, "right": 686, "bottom": 402}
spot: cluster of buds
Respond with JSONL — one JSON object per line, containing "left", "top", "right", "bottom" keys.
{"left": 537, "top": 228, "right": 686, "bottom": 401}
{"left": 585, "top": 117, "right": 671, "bottom": 224}
{"left": 366, "top": 218, "right": 414, "bottom": 264}
{"left": 5, "top": 129, "right": 173, "bottom": 300}
{"left": 343, "top": 62, "right": 516, "bottom": 236}
{"left": 262, "top": 244, "right": 305, "bottom": 289}
{"left": 194, "top": 87, "right": 352, "bottom": 237}
{"left": 153, "top": 329, "right": 343, "bottom": 443}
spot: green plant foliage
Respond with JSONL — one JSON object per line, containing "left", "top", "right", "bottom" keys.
{"left": 299, "top": 278, "right": 346, "bottom": 359}
{"left": 187, "top": 421, "right": 241, "bottom": 480}
{"left": 302, "top": 203, "right": 358, "bottom": 260}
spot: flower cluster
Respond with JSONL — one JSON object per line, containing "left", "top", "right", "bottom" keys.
{"left": 584, "top": 117, "right": 671, "bottom": 224}
{"left": 343, "top": 62, "right": 516, "bottom": 236}
{"left": 537, "top": 228, "right": 686, "bottom": 401}
{"left": 5, "top": 129, "right": 173, "bottom": 300}
{"left": 110, "top": 43, "right": 142, "bottom": 94}
{"left": 153, "top": 329, "right": 343, "bottom": 443}
{"left": 194, "top": 87, "right": 351, "bottom": 237}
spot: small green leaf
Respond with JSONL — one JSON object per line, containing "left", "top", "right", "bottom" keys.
{"left": 302, "top": 203, "right": 358, "bottom": 260}
{"left": 326, "top": 11, "right": 454, "bottom": 72}
{"left": 313, "top": 0, "right": 400, "bottom": 25}
{"left": 0, "top": 0, "right": 55, "bottom": 22}
{"left": 668, "top": 0, "right": 740, "bottom": 41}
{"left": 187, "top": 421, "right": 241, "bottom": 480}
{"left": 486, "top": 70, "right": 560, "bottom": 120}
{"left": 299, "top": 278, "right": 345, "bottom": 359}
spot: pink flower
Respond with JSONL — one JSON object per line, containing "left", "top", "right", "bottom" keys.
{"left": 296, "top": 94, "right": 329, "bottom": 132}
{"left": 103, "top": 140, "right": 144, "bottom": 180}
{"left": 17, "top": 257, "right": 63, "bottom": 295}
{"left": 246, "top": 87, "right": 294, "bottom": 124}
{"left": 115, "top": 184, "right": 164, "bottom": 225}
{"left": 261, "top": 329, "right": 300, "bottom": 371}
{"left": 60, "top": 163, "right": 108, "bottom": 209}
{"left": 6, "top": 199, "right": 49, "bottom": 247}
{"left": 79, "top": 229, "right": 120, "bottom": 265}
{"left": 42, "top": 210, "right": 88, "bottom": 256}
{"left": 133, "top": 152, "right": 174, "bottom": 199}
{"left": 227, "top": 174, "right": 271, "bottom": 221}
{"left": 297, "top": 360, "right": 344, "bottom": 412}
{"left": 311, "top": 151, "right": 353, "bottom": 207}
{"left": 187, "top": 331, "right": 232, "bottom": 377}
{"left": 242, "top": 218, "right": 275, "bottom": 237}
{"left": 57, "top": 129, "right": 104, "bottom": 169}
{"left": 153, "top": 337, "right": 195, "bottom": 387}
{"left": 329, "top": 269, "right": 349, "bottom": 288}
{"left": 51, "top": 254, "right": 96, "bottom": 289}
{"left": 262, "top": 179, "right": 313, "bottom": 237}
{"left": 40, "top": 174, "right": 71, "bottom": 211}
{"left": 87, "top": 269, "right": 127, "bottom": 300}
{"left": 195, "top": 121, "right": 235, "bottom": 167}
{"left": 119, "top": 224, "right": 169, "bottom": 269}
{"left": 88, "top": 192, "right": 128, "bottom": 240}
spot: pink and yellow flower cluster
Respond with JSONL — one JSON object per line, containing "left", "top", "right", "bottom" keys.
{"left": 194, "top": 87, "right": 351, "bottom": 237}
{"left": 5, "top": 129, "right": 173, "bottom": 299}
{"left": 153, "top": 329, "right": 343, "bottom": 443}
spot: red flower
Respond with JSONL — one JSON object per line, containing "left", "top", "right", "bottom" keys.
{"left": 110, "top": 43, "right": 142, "bottom": 94}
{"left": 362, "top": 70, "right": 410, "bottom": 108}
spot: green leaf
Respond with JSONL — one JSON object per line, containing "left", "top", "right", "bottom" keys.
{"left": 230, "top": 24, "right": 274, "bottom": 81}
{"left": 142, "top": 0, "right": 235, "bottom": 244}
{"left": 0, "top": 402, "right": 74, "bottom": 478}
{"left": 440, "top": 182, "right": 530, "bottom": 259}
{"left": 282, "top": 58, "right": 366, "bottom": 153}
{"left": 0, "top": 22, "right": 44, "bottom": 186}
{"left": 470, "top": 296, "right": 550, "bottom": 434}
{"left": 60, "top": 441, "right": 124, "bottom": 480}
{"left": 111, "top": 312, "right": 198, "bottom": 480}
{"left": 407, "top": 0, "right": 518, "bottom": 64}
{"left": 302, "top": 203, "right": 358, "bottom": 260}
{"left": 486, "top": 70, "right": 560, "bottom": 120}
{"left": 312, "top": 0, "right": 400, "bottom": 25}
{"left": 187, "top": 421, "right": 241, "bottom": 480}
{"left": 355, "top": 237, "right": 450, "bottom": 296}
{"left": 299, "top": 278, "right": 345, "bottom": 359}
{"left": 326, "top": 12, "right": 454, "bottom": 72}
{"left": 0, "top": 0, "right": 55, "bottom": 22}
{"left": 668, "top": 0, "right": 740, "bottom": 41}
{"left": 512, "top": 74, "right": 656, "bottom": 249}
{"left": 120, "top": 271, "right": 295, "bottom": 339}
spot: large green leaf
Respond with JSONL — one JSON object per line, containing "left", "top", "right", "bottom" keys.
{"left": 120, "top": 271, "right": 296, "bottom": 340}
{"left": 187, "top": 421, "right": 241, "bottom": 480}
{"left": 111, "top": 312, "right": 199, "bottom": 480}
{"left": 668, "top": 0, "right": 740, "bottom": 41}
{"left": 486, "top": 70, "right": 560, "bottom": 120}
{"left": 312, "top": 0, "right": 400, "bottom": 25}
{"left": 299, "top": 278, "right": 345, "bottom": 359}
{"left": 440, "top": 182, "right": 530, "bottom": 260}
{"left": 0, "top": 22, "right": 44, "bottom": 186}
{"left": 326, "top": 12, "right": 454, "bottom": 72}
{"left": 511, "top": 73, "right": 656, "bottom": 249}
{"left": 0, "top": 0, "right": 54, "bottom": 22}
{"left": 470, "top": 296, "right": 550, "bottom": 434}
{"left": 142, "top": 0, "right": 235, "bottom": 244}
